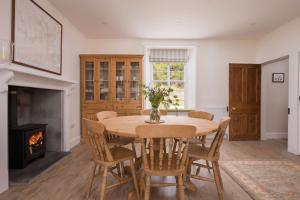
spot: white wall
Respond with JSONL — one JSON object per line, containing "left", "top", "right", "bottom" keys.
{"left": 261, "top": 58, "right": 289, "bottom": 140}
{"left": 197, "top": 40, "right": 257, "bottom": 123}
{"left": 83, "top": 38, "right": 257, "bottom": 122}
{"left": 197, "top": 40, "right": 257, "bottom": 108}
{"left": 257, "top": 16, "right": 300, "bottom": 154}
{"left": 0, "top": 0, "right": 87, "bottom": 193}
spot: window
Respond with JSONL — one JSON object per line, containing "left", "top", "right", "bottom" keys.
{"left": 151, "top": 62, "right": 185, "bottom": 109}
{"left": 146, "top": 47, "right": 196, "bottom": 110}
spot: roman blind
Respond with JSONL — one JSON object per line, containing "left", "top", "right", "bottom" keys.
{"left": 149, "top": 48, "right": 189, "bottom": 62}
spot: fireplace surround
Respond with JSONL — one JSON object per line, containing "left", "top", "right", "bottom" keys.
{"left": 7, "top": 85, "right": 65, "bottom": 173}
{"left": 0, "top": 68, "right": 78, "bottom": 192}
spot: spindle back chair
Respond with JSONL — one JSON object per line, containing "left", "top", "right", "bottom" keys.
{"left": 187, "top": 117, "right": 230, "bottom": 200}
{"left": 84, "top": 118, "right": 139, "bottom": 200}
{"left": 136, "top": 124, "right": 196, "bottom": 200}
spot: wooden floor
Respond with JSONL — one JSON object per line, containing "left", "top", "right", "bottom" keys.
{"left": 1, "top": 139, "right": 299, "bottom": 200}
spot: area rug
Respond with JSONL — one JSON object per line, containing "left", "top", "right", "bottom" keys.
{"left": 220, "top": 161, "right": 300, "bottom": 200}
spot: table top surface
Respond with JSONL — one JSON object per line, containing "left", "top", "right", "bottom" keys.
{"left": 101, "top": 115, "right": 219, "bottom": 138}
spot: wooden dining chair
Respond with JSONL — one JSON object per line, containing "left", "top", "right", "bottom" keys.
{"left": 83, "top": 118, "right": 139, "bottom": 200}
{"left": 186, "top": 117, "right": 230, "bottom": 200}
{"left": 187, "top": 111, "right": 214, "bottom": 145}
{"left": 96, "top": 111, "right": 117, "bottom": 120}
{"left": 136, "top": 124, "right": 196, "bottom": 200}
{"left": 187, "top": 111, "right": 214, "bottom": 174}
{"left": 96, "top": 111, "right": 136, "bottom": 154}
{"left": 140, "top": 109, "right": 168, "bottom": 116}
{"left": 188, "top": 111, "right": 214, "bottom": 120}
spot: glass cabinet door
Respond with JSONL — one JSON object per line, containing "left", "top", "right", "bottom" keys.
{"left": 129, "top": 62, "right": 140, "bottom": 101}
{"left": 99, "top": 61, "right": 109, "bottom": 101}
{"left": 115, "top": 61, "right": 126, "bottom": 101}
{"left": 84, "top": 61, "right": 95, "bottom": 101}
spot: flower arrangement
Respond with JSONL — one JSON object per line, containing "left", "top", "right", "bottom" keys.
{"left": 142, "top": 85, "right": 179, "bottom": 122}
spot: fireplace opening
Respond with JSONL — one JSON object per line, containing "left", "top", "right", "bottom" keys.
{"left": 8, "top": 86, "right": 67, "bottom": 184}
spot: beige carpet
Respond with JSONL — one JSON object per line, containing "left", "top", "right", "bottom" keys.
{"left": 221, "top": 161, "right": 300, "bottom": 200}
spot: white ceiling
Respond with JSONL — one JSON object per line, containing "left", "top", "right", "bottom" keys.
{"left": 48, "top": 0, "right": 300, "bottom": 40}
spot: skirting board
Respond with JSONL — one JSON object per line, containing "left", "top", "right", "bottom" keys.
{"left": 69, "top": 136, "right": 81, "bottom": 149}
{"left": 0, "top": 169, "right": 8, "bottom": 193}
{"left": 262, "top": 132, "right": 288, "bottom": 140}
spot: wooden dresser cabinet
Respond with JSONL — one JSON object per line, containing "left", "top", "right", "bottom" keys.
{"left": 80, "top": 54, "right": 143, "bottom": 142}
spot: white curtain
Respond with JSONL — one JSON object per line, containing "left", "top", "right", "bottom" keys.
{"left": 149, "top": 48, "right": 189, "bottom": 62}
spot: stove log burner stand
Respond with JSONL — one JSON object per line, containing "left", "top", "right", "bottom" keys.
{"left": 9, "top": 124, "right": 47, "bottom": 169}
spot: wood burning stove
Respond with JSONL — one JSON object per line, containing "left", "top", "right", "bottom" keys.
{"left": 8, "top": 86, "right": 48, "bottom": 169}
{"left": 9, "top": 124, "right": 47, "bottom": 169}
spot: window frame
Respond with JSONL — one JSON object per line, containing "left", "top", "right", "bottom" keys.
{"left": 150, "top": 62, "right": 186, "bottom": 109}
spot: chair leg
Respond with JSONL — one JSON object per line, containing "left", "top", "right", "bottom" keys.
{"left": 186, "top": 159, "right": 192, "bottom": 182}
{"left": 99, "top": 167, "right": 108, "bottom": 200}
{"left": 131, "top": 142, "right": 138, "bottom": 159}
{"left": 215, "top": 161, "right": 224, "bottom": 190}
{"left": 182, "top": 159, "right": 188, "bottom": 182}
{"left": 212, "top": 162, "right": 224, "bottom": 200}
{"left": 139, "top": 170, "right": 145, "bottom": 197}
{"left": 144, "top": 175, "right": 151, "bottom": 200}
{"left": 206, "top": 161, "right": 211, "bottom": 174}
{"left": 120, "top": 162, "right": 125, "bottom": 178}
{"left": 177, "top": 175, "right": 185, "bottom": 200}
{"left": 195, "top": 165, "right": 201, "bottom": 176}
{"left": 183, "top": 158, "right": 190, "bottom": 182}
{"left": 86, "top": 163, "right": 97, "bottom": 199}
{"left": 130, "top": 159, "right": 140, "bottom": 200}
{"left": 116, "top": 163, "right": 121, "bottom": 176}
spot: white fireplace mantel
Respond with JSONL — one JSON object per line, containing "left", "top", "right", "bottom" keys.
{"left": 0, "top": 69, "right": 14, "bottom": 93}
{"left": 0, "top": 64, "right": 77, "bottom": 88}
{"left": 0, "top": 67, "right": 79, "bottom": 193}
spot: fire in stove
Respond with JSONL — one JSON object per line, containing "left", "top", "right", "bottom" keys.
{"left": 29, "top": 131, "right": 44, "bottom": 154}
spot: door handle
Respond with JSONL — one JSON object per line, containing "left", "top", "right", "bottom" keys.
{"left": 231, "top": 107, "right": 237, "bottom": 111}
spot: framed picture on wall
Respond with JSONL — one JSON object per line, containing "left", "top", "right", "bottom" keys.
{"left": 272, "top": 73, "right": 284, "bottom": 83}
{"left": 12, "top": 0, "right": 63, "bottom": 75}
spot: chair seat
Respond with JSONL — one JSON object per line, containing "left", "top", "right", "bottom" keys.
{"left": 188, "top": 144, "right": 216, "bottom": 160}
{"left": 110, "top": 147, "right": 135, "bottom": 162}
{"left": 108, "top": 137, "right": 135, "bottom": 147}
{"left": 143, "top": 153, "right": 185, "bottom": 176}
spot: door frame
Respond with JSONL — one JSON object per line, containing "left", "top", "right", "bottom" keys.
{"left": 260, "top": 56, "right": 289, "bottom": 140}
{"left": 228, "top": 54, "right": 299, "bottom": 155}
{"left": 259, "top": 54, "right": 300, "bottom": 155}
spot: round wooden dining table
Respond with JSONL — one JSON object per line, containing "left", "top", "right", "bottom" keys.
{"left": 101, "top": 115, "right": 219, "bottom": 137}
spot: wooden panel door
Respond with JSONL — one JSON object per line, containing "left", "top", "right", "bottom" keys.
{"left": 229, "top": 64, "right": 261, "bottom": 141}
